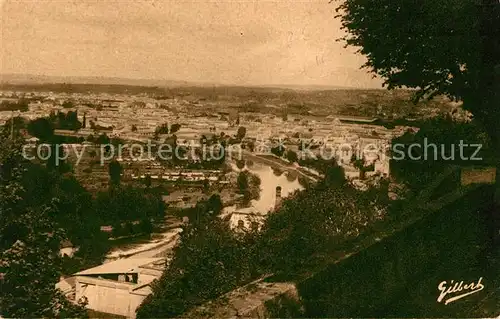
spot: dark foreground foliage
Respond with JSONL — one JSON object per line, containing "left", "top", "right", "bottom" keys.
{"left": 0, "top": 127, "right": 166, "bottom": 317}
{"left": 137, "top": 162, "right": 390, "bottom": 318}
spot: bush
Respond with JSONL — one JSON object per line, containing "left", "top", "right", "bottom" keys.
{"left": 139, "top": 219, "right": 153, "bottom": 234}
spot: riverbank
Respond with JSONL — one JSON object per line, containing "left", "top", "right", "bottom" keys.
{"left": 104, "top": 228, "right": 182, "bottom": 262}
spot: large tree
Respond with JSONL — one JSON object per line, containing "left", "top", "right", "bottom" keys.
{"left": 27, "top": 117, "right": 54, "bottom": 141}
{"left": 0, "top": 135, "right": 87, "bottom": 317}
{"left": 108, "top": 160, "right": 122, "bottom": 187}
{"left": 236, "top": 126, "right": 247, "bottom": 140}
{"left": 336, "top": 0, "right": 500, "bottom": 219}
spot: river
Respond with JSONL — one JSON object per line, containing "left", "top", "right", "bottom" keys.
{"left": 104, "top": 162, "right": 303, "bottom": 262}
{"left": 224, "top": 162, "right": 304, "bottom": 214}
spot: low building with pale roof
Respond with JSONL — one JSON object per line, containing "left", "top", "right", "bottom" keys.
{"left": 63, "top": 257, "right": 166, "bottom": 318}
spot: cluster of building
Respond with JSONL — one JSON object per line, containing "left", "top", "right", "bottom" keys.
{"left": 1, "top": 88, "right": 414, "bottom": 188}
{"left": 129, "top": 170, "right": 226, "bottom": 183}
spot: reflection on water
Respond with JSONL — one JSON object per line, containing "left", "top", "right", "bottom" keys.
{"left": 225, "top": 163, "right": 303, "bottom": 214}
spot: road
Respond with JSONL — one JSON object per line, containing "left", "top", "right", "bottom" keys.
{"left": 130, "top": 234, "right": 179, "bottom": 258}
{"left": 105, "top": 225, "right": 182, "bottom": 262}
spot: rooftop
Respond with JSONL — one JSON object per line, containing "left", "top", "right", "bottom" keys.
{"left": 75, "top": 258, "right": 164, "bottom": 276}
{"left": 337, "top": 116, "right": 379, "bottom": 123}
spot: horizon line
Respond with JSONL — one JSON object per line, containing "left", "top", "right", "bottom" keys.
{"left": 0, "top": 72, "right": 385, "bottom": 91}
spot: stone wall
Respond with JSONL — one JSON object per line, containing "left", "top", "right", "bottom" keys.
{"left": 461, "top": 167, "right": 496, "bottom": 186}
{"left": 75, "top": 276, "right": 148, "bottom": 319}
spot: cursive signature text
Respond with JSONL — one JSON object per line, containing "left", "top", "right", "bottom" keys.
{"left": 437, "top": 277, "right": 484, "bottom": 305}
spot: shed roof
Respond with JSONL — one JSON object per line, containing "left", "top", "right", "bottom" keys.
{"left": 60, "top": 239, "right": 73, "bottom": 248}
{"left": 56, "top": 276, "right": 76, "bottom": 293}
{"left": 75, "top": 258, "right": 164, "bottom": 276}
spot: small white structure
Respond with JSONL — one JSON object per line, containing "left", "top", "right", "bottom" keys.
{"left": 56, "top": 276, "right": 76, "bottom": 300}
{"left": 73, "top": 258, "right": 165, "bottom": 318}
{"left": 26, "top": 136, "right": 39, "bottom": 144}
{"left": 60, "top": 240, "right": 78, "bottom": 258}
{"left": 228, "top": 207, "right": 266, "bottom": 231}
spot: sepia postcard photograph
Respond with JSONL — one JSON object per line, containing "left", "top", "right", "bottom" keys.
{"left": 0, "top": 0, "right": 499, "bottom": 318}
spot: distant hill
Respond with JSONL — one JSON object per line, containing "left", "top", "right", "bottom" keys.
{"left": 254, "top": 83, "right": 374, "bottom": 91}
{"left": 0, "top": 73, "right": 452, "bottom": 120}
{"left": 0, "top": 74, "right": 374, "bottom": 92}
{"left": 0, "top": 73, "right": 194, "bottom": 88}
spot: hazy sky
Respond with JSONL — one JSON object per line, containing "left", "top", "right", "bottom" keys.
{"left": 1, "top": 0, "right": 382, "bottom": 88}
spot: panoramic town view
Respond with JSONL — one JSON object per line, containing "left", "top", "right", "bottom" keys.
{"left": 0, "top": 0, "right": 499, "bottom": 318}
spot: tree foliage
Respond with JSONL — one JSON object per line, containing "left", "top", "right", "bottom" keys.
{"left": 62, "top": 100, "right": 74, "bottom": 109}
{"left": 236, "top": 126, "right": 246, "bottom": 140}
{"left": 286, "top": 149, "right": 298, "bottom": 163}
{"left": 336, "top": 0, "right": 499, "bottom": 103}
{"left": 336, "top": 0, "right": 500, "bottom": 163}
{"left": 1, "top": 117, "right": 27, "bottom": 139}
{"left": 136, "top": 198, "right": 260, "bottom": 318}
{"left": 170, "top": 123, "right": 181, "bottom": 133}
{"left": 0, "top": 99, "right": 29, "bottom": 112}
{"left": 50, "top": 111, "right": 82, "bottom": 131}
{"left": 337, "top": 0, "right": 500, "bottom": 224}
{"left": 270, "top": 144, "right": 285, "bottom": 157}
{"left": 350, "top": 156, "right": 375, "bottom": 180}
{"left": 236, "top": 159, "right": 246, "bottom": 170}
{"left": 155, "top": 122, "right": 169, "bottom": 135}
{"left": 390, "top": 115, "right": 491, "bottom": 191}
{"left": 96, "top": 133, "right": 110, "bottom": 145}
{"left": 27, "top": 117, "right": 54, "bottom": 141}
{"left": 108, "top": 160, "right": 122, "bottom": 186}
{"left": 236, "top": 170, "right": 261, "bottom": 203}
{"left": 137, "top": 161, "right": 390, "bottom": 316}
{"left": 95, "top": 186, "right": 165, "bottom": 225}
{"left": 237, "top": 171, "right": 249, "bottom": 194}
{"left": 259, "top": 164, "right": 387, "bottom": 275}
{"left": 0, "top": 135, "right": 88, "bottom": 317}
